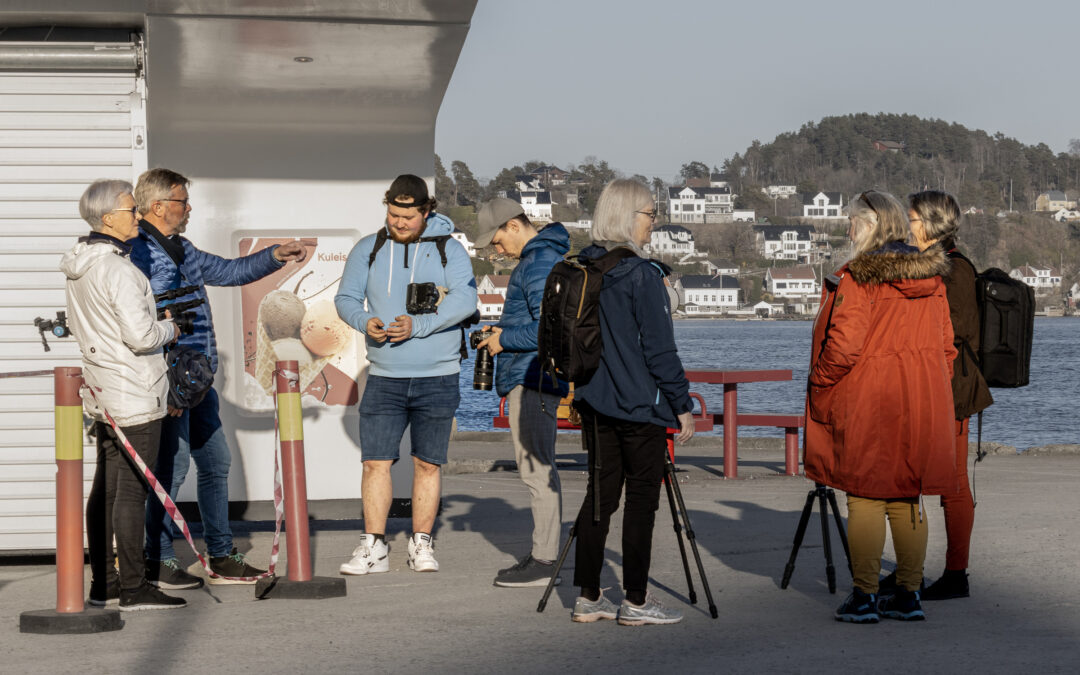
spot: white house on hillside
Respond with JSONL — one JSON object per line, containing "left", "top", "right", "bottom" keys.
{"left": 477, "top": 294, "right": 504, "bottom": 320}
{"left": 1052, "top": 208, "right": 1080, "bottom": 222}
{"left": 450, "top": 229, "right": 475, "bottom": 257}
{"left": 668, "top": 185, "right": 734, "bottom": 223}
{"left": 650, "top": 224, "right": 695, "bottom": 257}
{"left": 752, "top": 224, "right": 815, "bottom": 260}
{"left": 478, "top": 274, "right": 510, "bottom": 298}
{"left": 762, "top": 185, "right": 797, "bottom": 199}
{"left": 677, "top": 274, "right": 741, "bottom": 314}
{"left": 1035, "top": 190, "right": 1075, "bottom": 212}
{"left": 802, "top": 192, "right": 844, "bottom": 219}
{"left": 1010, "top": 265, "right": 1061, "bottom": 291}
{"left": 506, "top": 189, "right": 553, "bottom": 222}
{"left": 765, "top": 266, "right": 819, "bottom": 298}
{"left": 705, "top": 259, "right": 739, "bottom": 275}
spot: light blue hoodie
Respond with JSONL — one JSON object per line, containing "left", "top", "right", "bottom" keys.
{"left": 335, "top": 213, "right": 478, "bottom": 378}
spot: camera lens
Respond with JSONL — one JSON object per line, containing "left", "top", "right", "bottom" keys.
{"left": 470, "top": 330, "right": 494, "bottom": 391}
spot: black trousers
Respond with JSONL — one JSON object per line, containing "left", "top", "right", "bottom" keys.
{"left": 87, "top": 419, "right": 161, "bottom": 591}
{"left": 573, "top": 406, "right": 667, "bottom": 594}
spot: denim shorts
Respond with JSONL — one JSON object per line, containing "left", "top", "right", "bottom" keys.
{"left": 358, "top": 373, "right": 460, "bottom": 465}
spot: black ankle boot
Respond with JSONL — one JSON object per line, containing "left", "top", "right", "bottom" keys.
{"left": 922, "top": 569, "right": 969, "bottom": 601}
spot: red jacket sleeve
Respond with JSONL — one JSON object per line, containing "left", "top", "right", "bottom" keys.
{"left": 810, "top": 276, "right": 869, "bottom": 388}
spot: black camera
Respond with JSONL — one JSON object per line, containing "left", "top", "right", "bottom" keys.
{"left": 157, "top": 299, "right": 203, "bottom": 335}
{"left": 406, "top": 282, "right": 440, "bottom": 315}
{"left": 33, "top": 310, "right": 71, "bottom": 352}
{"left": 469, "top": 330, "right": 494, "bottom": 391}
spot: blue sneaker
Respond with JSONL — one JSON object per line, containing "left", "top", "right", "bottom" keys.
{"left": 835, "top": 588, "right": 879, "bottom": 623}
{"left": 878, "top": 588, "right": 925, "bottom": 621}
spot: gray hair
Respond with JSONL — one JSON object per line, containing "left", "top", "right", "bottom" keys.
{"left": 846, "top": 190, "right": 909, "bottom": 256}
{"left": 79, "top": 179, "right": 134, "bottom": 232}
{"left": 591, "top": 179, "right": 653, "bottom": 243}
{"left": 908, "top": 190, "right": 961, "bottom": 243}
{"left": 134, "top": 167, "right": 190, "bottom": 216}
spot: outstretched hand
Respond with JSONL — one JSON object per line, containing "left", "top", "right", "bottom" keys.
{"left": 274, "top": 241, "right": 308, "bottom": 263}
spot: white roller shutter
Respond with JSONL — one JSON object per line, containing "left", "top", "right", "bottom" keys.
{"left": 0, "top": 49, "right": 146, "bottom": 551}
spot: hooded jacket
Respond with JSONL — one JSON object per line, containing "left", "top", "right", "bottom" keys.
{"left": 494, "top": 223, "right": 571, "bottom": 398}
{"left": 61, "top": 235, "right": 175, "bottom": 426}
{"left": 574, "top": 244, "right": 692, "bottom": 428}
{"left": 335, "top": 213, "right": 478, "bottom": 378}
{"left": 804, "top": 241, "right": 957, "bottom": 498}
{"left": 129, "top": 221, "right": 283, "bottom": 373}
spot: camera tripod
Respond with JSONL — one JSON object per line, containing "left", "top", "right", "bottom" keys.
{"left": 780, "top": 482, "right": 851, "bottom": 593}
{"left": 537, "top": 441, "right": 718, "bottom": 619}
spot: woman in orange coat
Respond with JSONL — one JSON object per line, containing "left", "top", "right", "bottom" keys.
{"left": 804, "top": 190, "right": 956, "bottom": 624}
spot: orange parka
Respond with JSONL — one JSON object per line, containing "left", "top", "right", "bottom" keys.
{"left": 804, "top": 242, "right": 957, "bottom": 499}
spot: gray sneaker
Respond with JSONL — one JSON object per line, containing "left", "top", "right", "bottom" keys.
{"left": 571, "top": 591, "right": 619, "bottom": 623}
{"left": 617, "top": 593, "right": 683, "bottom": 626}
{"left": 493, "top": 555, "right": 561, "bottom": 588}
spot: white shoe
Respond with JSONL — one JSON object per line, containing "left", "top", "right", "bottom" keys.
{"left": 407, "top": 533, "right": 439, "bottom": 572}
{"left": 339, "top": 534, "right": 390, "bottom": 575}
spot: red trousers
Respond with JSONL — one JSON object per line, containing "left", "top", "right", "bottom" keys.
{"left": 939, "top": 417, "right": 975, "bottom": 570}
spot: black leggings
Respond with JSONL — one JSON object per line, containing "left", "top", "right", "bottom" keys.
{"left": 573, "top": 406, "right": 666, "bottom": 594}
{"left": 86, "top": 419, "right": 161, "bottom": 590}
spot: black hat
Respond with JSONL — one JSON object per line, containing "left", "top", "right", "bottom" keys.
{"left": 385, "top": 174, "right": 433, "bottom": 209}
{"left": 166, "top": 345, "right": 214, "bottom": 409}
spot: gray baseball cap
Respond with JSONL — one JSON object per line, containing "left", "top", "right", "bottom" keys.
{"left": 475, "top": 197, "right": 525, "bottom": 248}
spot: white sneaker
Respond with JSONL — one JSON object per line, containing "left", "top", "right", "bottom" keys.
{"left": 407, "top": 533, "right": 439, "bottom": 573}
{"left": 339, "top": 534, "right": 389, "bottom": 575}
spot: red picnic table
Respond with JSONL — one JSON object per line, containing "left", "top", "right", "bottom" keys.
{"left": 684, "top": 369, "right": 800, "bottom": 478}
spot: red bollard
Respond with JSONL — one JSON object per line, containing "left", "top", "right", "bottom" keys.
{"left": 254, "top": 360, "right": 345, "bottom": 600}
{"left": 20, "top": 367, "right": 122, "bottom": 633}
{"left": 723, "top": 383, "right": 739, "bottom": 478}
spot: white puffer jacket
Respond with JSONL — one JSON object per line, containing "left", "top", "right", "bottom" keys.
{"left": 60, "top": 236, "right": 175, "bottom": 427}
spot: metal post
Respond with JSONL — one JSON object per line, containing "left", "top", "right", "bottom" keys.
{"left": 275, "top": 361, "right": 312, "bottom": 582}
{"left": 723, "top": 383, "right": 738, "bottom": 478}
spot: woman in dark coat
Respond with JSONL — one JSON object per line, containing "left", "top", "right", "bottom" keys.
{"left": 570, "top": 179, "right": 695, "bottom": 626}
{"left": 908, "top": 190, "right": 993, "bottom": 600}
{"left": 805, "top": 189, "right": 956, "bottom": 623}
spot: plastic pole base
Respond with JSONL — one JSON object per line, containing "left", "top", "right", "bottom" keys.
{"left": 254, "top": 575, "right": 347, "bottom": 600}
{"left": 20, "top": 608, "right": 122, "bottom": 634}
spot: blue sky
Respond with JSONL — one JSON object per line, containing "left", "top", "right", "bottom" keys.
{"left": 435, "top": 0, "right": 1078, "bottom": 182}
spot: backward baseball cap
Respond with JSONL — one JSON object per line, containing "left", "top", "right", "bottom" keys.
{"left": 474, "top": 197, "right": 525, "bottom": 248}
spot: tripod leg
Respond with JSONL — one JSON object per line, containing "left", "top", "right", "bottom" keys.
{"left": 664, "top": 464, "right": 697, "bottom": 605}
{"left": 780, "top": 489, "right": 817, "bottom": 589}
{"left": 664, "top": 453, "right": 718, "bottom": 619}
{"left": 537, "top": 519, "right": 576, "bottom": 613}
{"left": 817, "top": 488, "right": 837, "bottom": 594}
{"left": 825, "top": 488, "right": 852, "bottom": 575}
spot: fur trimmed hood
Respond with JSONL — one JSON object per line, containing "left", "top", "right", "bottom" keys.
{"left": 847, "top": 242, "right": 949, "bottom": 286}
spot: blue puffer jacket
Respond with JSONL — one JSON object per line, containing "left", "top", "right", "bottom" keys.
{"left": 130, "top": 222, "right": 283, "bottom": 373}
{"left": 494, "top": 223, "right": 571, "bottom": 398}
{"left": 574, "top": 244, "right": 692, "bottom": 428}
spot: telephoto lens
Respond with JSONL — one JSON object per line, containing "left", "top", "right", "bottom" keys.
{"left": 469, "top": 330, "right": 494, "bottom": 391}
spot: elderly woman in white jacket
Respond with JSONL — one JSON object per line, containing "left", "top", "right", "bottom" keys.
{"left": 61, "top": 179, "right": 183, "bottom": 611}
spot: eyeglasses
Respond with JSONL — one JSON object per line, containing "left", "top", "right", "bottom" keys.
{"left": 160, "top": 198, "right": 189, "bottom": 207}
{"left": 635, "top": 209, "right": 659, "bottom": 222}
{"left": 110, "top": 206, "right": 139, "bottom": 216}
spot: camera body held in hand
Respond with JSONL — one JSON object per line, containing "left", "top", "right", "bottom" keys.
{"left": 406, "top": 282, "right": 441, "bottom": 315}
{"left": 469, "top": 330, "right": 494, "bottom": 391}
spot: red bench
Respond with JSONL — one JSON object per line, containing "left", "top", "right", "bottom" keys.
{"left": 711, "top": 412, "right": 804, "bottom": 476}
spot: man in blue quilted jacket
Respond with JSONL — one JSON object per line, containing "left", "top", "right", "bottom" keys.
{"left": 474, "top": 198, "right": 570, "bottom": 587}
{"left": 130, "top": 168, "right": 307, "bottom": 589}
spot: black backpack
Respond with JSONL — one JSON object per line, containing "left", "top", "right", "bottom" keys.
{"left": 537, "top": 248, "right": 637, "bottom": 385}
{"left": 949, "top": 251, "right": 1035, "bottom": 388}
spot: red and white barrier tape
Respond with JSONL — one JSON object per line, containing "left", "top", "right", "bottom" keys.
{"left": 86, "top": 386, "right": 283, "bottom": 582}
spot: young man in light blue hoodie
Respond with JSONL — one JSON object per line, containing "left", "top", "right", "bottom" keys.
{"left": 335, "top": 175, "right": 478, "bottom": 575}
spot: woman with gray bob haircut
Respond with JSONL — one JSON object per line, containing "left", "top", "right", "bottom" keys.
{"left": 62, "top": 179, "right": 184, "bottom": 611}
{"left": 570, "top": 179, "right": 695, "bottom": 626}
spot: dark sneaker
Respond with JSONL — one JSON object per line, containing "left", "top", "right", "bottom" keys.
{"left": 571, "top": 591, "right": 619, "bottom": 623}
{"left": 147, "top": 558, "right": 205, "bottom": 590}
{"left": 208, "top": 547, "right": 265, "bottom": 585}
{"left": 878, "top": 588, "right": 926, "bottom": 621}
{"left": 493, "top": 555, "right": 561, "bottom": 588}
{"left": 922, "top": 569, "right": 969, "bottom": 601}
{"left": 119, "top": 582, "right": 187, "bottom": 612}
{"left": 617, "top": 593, "right": 683, "bottom": 626}
{"left": 88, "top": 577, "right": 120, "bottom": 607}
{"left": 835, "top": 588, "right": 879, "bottom": 623}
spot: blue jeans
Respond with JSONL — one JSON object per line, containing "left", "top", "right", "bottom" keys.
{"left": 358, "top": 374, "right": 460, "bottom": 465}
{"left": 145, "top": 387, "right": 234, "bottom": 560}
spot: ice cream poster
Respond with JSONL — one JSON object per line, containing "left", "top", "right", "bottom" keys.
{"left": 239, "top": 237, "right": 361, "bottom": 410}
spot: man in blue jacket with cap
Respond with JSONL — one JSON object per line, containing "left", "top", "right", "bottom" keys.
{"left": 475, "top": 198, "right": 570, "bottom": 587}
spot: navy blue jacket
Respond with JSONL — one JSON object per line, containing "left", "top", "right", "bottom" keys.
{"left": 574, "top": 245, "right": 692, "bottom": 427}
{"left": 129, "top": 222, "right": 283, "bottom": 373}
{"left": 494, "top": 223, "right": 571, "bottom": 398}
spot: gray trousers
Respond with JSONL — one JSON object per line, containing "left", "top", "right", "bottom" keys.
{"left": 507, "top": 385, "right": 563, "bottom": 561}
